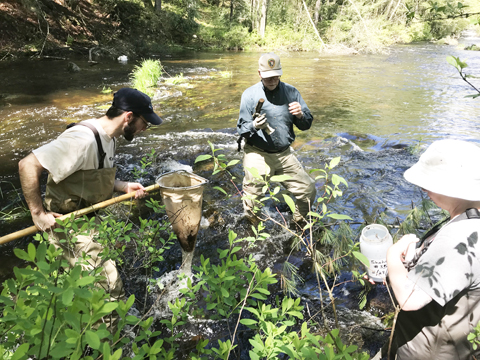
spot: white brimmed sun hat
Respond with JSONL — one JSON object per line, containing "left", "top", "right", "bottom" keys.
{"left": 258, "top": 53, "right": 283, "bottom": 78}
{"left": 404, "top": 139, "right": 480, "bottom": 201}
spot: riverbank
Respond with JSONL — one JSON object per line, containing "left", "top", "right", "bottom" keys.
{"left": 1, "top": 0, "right": 479, "bottom": 61}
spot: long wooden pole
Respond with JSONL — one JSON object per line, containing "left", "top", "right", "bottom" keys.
{"left": 0, "top": 184, "right": 160, "bottom": 245}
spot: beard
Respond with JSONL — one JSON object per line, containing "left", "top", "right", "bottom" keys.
{"left": 123, "top": 123, "right": 136, "bottom": 142}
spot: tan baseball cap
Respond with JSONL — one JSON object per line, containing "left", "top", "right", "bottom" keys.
{"left": 258, "top": 53, "right": 283, "bottom": 78}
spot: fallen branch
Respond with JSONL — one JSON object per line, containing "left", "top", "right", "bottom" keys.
{"left": 302, "top": 0, "right": 326, "bottom": 48}
{"left": 41, "top": 55, "right": 67, "bottom": 60}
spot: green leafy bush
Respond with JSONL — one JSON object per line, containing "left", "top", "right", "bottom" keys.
{"left": 1, "top": 146, "right": 384, "bottom": 359}
{"left": 0, "top": 242, "right": 163, "bottom": 360}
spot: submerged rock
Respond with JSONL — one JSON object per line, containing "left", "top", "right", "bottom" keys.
{"left": 67, "top": 62, "right": 81, "bottom": 72}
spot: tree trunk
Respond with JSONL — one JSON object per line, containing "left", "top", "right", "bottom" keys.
{"left": 313, "top": 0, "right": 321, "bottom": 26}
{"left": 155, "top": 0, "right": 161, "bottom": 12}
{"left": 388, "top": 0, "right": 402, "bottom": 20}
{"left": 258, "top": 0, "right": 267, "bottom": 37}
{"left": 252, "top": 0, "right": 260, "bottom": 32}
{"left": 251, "top": 0, "right": 255, "bottom": 30}
{"left": 230, "top": 0, "right": 234, "bottom": 23}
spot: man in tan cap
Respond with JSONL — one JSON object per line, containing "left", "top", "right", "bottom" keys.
{"left": 237, "top": 53, "right": 316, "bottom": 225}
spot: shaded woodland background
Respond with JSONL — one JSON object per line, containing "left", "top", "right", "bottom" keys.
{"left": 0, "top": 0, "right": 479, "bottom": 59}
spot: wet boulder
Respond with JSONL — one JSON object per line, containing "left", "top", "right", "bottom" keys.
{"left": 67, "top": 62, "right": 81, "bottom": 72}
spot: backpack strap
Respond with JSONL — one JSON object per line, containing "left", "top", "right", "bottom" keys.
{"left": 466, "top": 208, "right": 480, "bottom": 219}
{"left": 406, "top": 209, "right": 480, "bottom": 271}
{"left": 66, "top": 122, "right": 106, "bottom": 169}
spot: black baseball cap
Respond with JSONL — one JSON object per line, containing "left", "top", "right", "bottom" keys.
{"left": 112, "top": 88, "right": 163, "bottom": 125}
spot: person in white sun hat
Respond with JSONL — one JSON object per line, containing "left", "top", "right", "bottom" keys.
{"left": 236, "top": 52, "right": 316, "bottom": 226}
{"left": 377, "top": 139, "right": 480, "bottom": 359}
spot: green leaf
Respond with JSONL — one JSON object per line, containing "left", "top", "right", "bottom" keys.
{"left": 207, "top": 302, "right": 217, "bottom": 310}
{"left": 287, "top": 311, "right": 304, "bottom": 319}
{"left": 221, "top": 287, "right": 229, "bottom": 297}
{"left": 218, "top": 249, "right": 229, "bottom": 259}
{"left": 250, "top": 293, "right": 267, "bottom": 300}
{"left": 101, "top": 302, "right": 119, "bottom": 314}
{"left": 346, "top": 345, "right": 358, "bottom": 353}
{"left": 27, "top": 243, "right": 36, "bottom": 262}
{"left": 66, "top": 328, "right": 80, "bottom": 339}
{"left": 11, "top": 343, "right": 29, "bottom": 360}
{"left": 280, "top": 344, "right": 296, "bottom": 359}
{"left": 85, "top": 330, "right": 101, "bottom": 349}
{"left": 270, "top": 174, "right": 291, "bottom": 182}
{"left": 213, "top": 186, "right": 227, "bottom": 195}
{"left": 103, "top": 341, "right": 111, "bottom": 357}
{"left": 446, "top": 55, "right": 458, "bottom": 69}
{"left": 36, "top": 243, "right": 47, "bottom": 261}
{"left": 282, "top": 194, "right": 296, "bottom": 214}
{"left": 231, "top": 246, "right": 242, "bottom": 254}
{"left": 50, "top": 342, "right": 72, "bottom": 359}
{"left": 353, "top": 251, "right": 370, "bottom": 268}
{"left": 329, "top": 156, "right": 341, "bottom": 169}
{"left": 447, "top": 55, "right": 467, "bottom": 70}
{"left": 36, "top": 260, "right": 50, "bottom": 272}
{"left": 255, "top": 287, "right": 270, "bottom": 295}
{"left": 0, "top": 295, "right": 14, "bottom": 306}
{"left": 359, "top": 294, "right": 367, "bottom": 310}
{"left": 195, "top": 154, "right": 213, "bottom": 163}
{"left": 13, "top": 248, "right": 31, "bottom": 262}
{"left": 125, "top": 294, "right": 135, "bottom": 310}
{"left": 327, "top": 213, "right": 352, "bottom": 220}
{"left": 112, "top": 348, "right": 122, "bottom": 360}
{"left": 150, "top": 339, "right": 164, "bottom": 355}
{"left": 228, "top": 230, "right": 237, "bottom": 243}
{"left": 240, "top": 319, "right": 258, "bottom": 326}
{"left": 250, "top": 352, "right": 260, "bottom": 360}
{"left": 227, "top": 159, "right": 240, "bottom": 167}
{"left": 6, "top": 278, "right": 17, "bottom": 295}
{"left": 62, "top": 287, "right": 74, "bottom": 306}
{"left": 249, "top": 339, "right": 264, "bottom": 351}
{"left": 246, "top": 167, "right": 261, "bottom": 179}
{"left": 76, "top": 276, "right": 96, "bottom": 286}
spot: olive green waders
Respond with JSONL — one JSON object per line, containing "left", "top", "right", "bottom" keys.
{"left": 45, "top": 167, "right": 125, "bottom": 329}
{"left": 242, "top": 144, "right": 316, "bottom": 222}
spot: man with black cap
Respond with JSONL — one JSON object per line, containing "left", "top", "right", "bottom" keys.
{"left": 237, "top": 53, "right": 316, "bottom": 225}
{"left": 18, "top": 88, "right": 163, "bottom": 322}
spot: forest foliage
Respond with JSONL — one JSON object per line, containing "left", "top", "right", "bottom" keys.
{"left": 0, "top": 0, "right": 479, "bottom": 57}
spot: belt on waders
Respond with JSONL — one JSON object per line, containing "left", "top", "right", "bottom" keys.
{"left": 246, "top": 143, "right": 290, "bottom": 154}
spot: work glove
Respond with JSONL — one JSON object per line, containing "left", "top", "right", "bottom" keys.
{"left": 253, "top": 113, "right": 268, "bottom": 130}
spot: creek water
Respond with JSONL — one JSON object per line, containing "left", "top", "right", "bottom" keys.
{"left": 1, "top": 32, "right": 480, "bottom": 356}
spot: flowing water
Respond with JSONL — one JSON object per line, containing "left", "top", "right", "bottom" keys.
{"left": 1, "top": 32, "right": 480, "bottom": 355}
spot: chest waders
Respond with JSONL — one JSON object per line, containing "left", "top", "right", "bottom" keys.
{"left": 44, "top": 122, "right": 116, "bottom": 213}
{"left": 43, "top": 122, "right": 125, "bottom": 318}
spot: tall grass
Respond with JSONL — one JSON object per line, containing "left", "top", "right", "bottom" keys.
{"left": 130, "top": 59, "right": 162, "bottom": 96}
